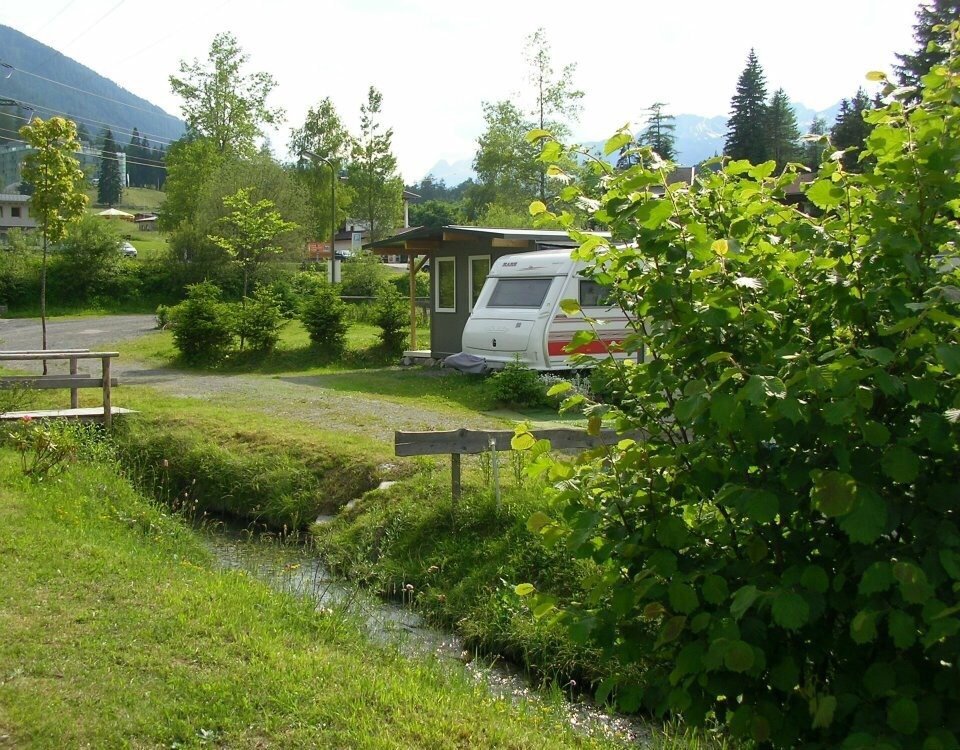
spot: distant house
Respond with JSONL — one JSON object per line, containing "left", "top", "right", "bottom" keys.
{"left": 0, "top": 193, "right": 36, "bottom": 237}
{"left": 134, "top": 213, "right": 158, "bottom": 231}
{"left": 366, "top": 225, "right": 609, "bottom": 359}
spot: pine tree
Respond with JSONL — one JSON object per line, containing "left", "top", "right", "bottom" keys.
{"left": 831, "top": 89, "right": 875, "bottom": 172}
{"left": 97, "top": 129, "right": 122, "bottom": 206}
{"left": 724, "top": 49, "right": 769, "bottom": 164}
{"left": 765, "top": 88, "right": 801, "bottom": 170}
{"left": 895, "top": 0, "right": 960, "bottom": 90}
{"left": 804, "top": 115, "right": 828, "bottom": 170}
{"left": 639, "top": 102, "right": 677, "bottom": 161}
{"left": 127, "top": 128, "right": 143, "bottom": 187}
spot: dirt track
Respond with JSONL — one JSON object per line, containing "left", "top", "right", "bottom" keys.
{"left": 0, "top": 314, "right": 502, "bottom": 442}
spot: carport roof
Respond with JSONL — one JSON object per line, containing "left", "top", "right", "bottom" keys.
{"left": 365, "top": 225, "right": 609, "bottom": 253}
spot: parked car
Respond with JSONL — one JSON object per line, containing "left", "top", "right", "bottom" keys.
{"left": 121, "top": 242, "right": 138, "bottom": 258}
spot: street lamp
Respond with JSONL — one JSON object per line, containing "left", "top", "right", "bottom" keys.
{"left": 300, "top": 149, "right": 339, "bottom": 284}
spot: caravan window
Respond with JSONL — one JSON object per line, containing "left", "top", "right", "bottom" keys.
{"left": 487, "top": 278, "right": 552, "bottom": 308}
{"left": 579, "top": 279, "right": 614, "bottom": 307}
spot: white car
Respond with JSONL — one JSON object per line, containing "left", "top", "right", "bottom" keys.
{"left": 121, "top": 242, "right": 138, "bottom": 258}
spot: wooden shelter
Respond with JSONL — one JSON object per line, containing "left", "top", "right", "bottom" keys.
{"left": 366, "top": 226, "right": 609, "bottom": 360}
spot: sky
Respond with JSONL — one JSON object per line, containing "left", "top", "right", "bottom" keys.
{"left": 0, "top": 0, "right": 920, "bottom": 181}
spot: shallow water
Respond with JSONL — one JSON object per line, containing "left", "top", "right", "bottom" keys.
{"left": 202, "top": 523, "right": 651, "bottom": 746}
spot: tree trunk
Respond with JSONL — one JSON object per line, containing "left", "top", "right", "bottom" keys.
{"left": 41, "top": 232, "right": 48, "bottom": 375}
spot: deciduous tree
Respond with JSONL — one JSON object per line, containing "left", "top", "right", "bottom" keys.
{"left": 19, "top": 116, "right": 87, "bottom": 363}
{"left": 170, "top": 32, "right": 283, "bottom": 157}
{"left": 470, "top": 100, "right": 540, "bottom": 219}
{"left": 724, "top": 49, "right": 769, "bottom": 164}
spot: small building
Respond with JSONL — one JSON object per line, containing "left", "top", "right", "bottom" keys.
{"left": 366, "top": 225, "right": 609, "bottom": 360}
{"left": 0, "top": 193, "right": 36, "bottom": 237}
{"left": 134, "top": 213, "right": 158, "bottom": 231}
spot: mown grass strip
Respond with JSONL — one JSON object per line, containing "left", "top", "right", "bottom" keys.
{"left": 0, "top": 451, "right": 620, "bottom": 749}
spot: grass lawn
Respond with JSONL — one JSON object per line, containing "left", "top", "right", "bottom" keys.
{"left": 86, "top": 185, "right": 165, "bottom": 211}
{"left": 0, "top": 449, "right": 623, "bottom": 749}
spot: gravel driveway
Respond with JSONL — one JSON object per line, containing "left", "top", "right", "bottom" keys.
{"left": 0, "top": 314, "right": 503, "bottom": 443}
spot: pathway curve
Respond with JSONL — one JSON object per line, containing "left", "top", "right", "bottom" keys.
{"left": 0, "top": 314, "right": 504, "bottom": 442}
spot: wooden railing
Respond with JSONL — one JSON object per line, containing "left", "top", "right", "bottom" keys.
{"left": 0, "top": 350, "right": 125, "bottom": 427}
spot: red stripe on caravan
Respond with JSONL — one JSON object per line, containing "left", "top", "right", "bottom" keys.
{"left": 548, "top": 340, "right": 620, "bottom": 356}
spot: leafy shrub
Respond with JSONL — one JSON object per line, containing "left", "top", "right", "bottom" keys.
{"left": 519, "top": 37, "right": 960, "bottom": 749}
{"left": 51, "top": 214, "right": 123, "bottom": 302}
{"left": 234, "top": 287, "right": 284, "bottom": 352}
{"left": 6, "top": 417, "right": 80, "bottom": 478}
{"left": 339, "top": 253, "right": 387, "bottom": 297}
{"left": 265, "top": 277, "right": 300, "bottom": 319}
{"left": 170, "top": 282, "right": 234, "bottom": 363}
{"left": 301, "top": 283, "right": 348, "bottom": 356}
{"left": 373, "top": 285, "right": 408, "bottom": 355}
{"left": 155, "top": 304, "right": 172, "bottom": 329}
{"left": 388, "top": 270, "right": 430, "bottom": 298}
{"left": 489, "top": 359, "right": 548, "bottom": 408}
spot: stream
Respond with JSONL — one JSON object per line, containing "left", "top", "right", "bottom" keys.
{"left": 202, "top": 522, "right": 651, "bottom": 747}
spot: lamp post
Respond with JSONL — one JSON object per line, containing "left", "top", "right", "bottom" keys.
{"left": 301, "top": 150, "right": 338, "bottom": 284}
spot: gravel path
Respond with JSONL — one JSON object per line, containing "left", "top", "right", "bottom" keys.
{"left": 0, "top": 315, "right": 503, "bottom": 442}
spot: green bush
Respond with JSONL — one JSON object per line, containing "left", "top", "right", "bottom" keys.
{"left": 489, "top": 359, "right": 548, "bottom": 408}
{"left": 373, "top": 285, "right": 408, "bottom": 355}
{"left": 521, "top": 36, "right": 960, "bottom": 749}
{"left": 51, "top": 215, "right": 123, "bottom": 302}
{"left": 301, "top": 283, "right": 348, "bottom": 356}
{"left": 170, "top": 282, "right": 234, "bottom": 363}
{"left": 339, "top": 253, "right": 387, "bottom": 297}
{"left": 388, "top": 270, "right": 429, "bottom": 298}
{"left": 233, "top": 287, "right": 284, "bottom": 353}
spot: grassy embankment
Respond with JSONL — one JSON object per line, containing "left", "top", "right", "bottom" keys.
{"left": 0, "top": 448, "right": 626, "bottom": 749}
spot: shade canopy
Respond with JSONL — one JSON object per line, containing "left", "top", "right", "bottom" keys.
{"left": 97, "top": 208, "right": 134, "bottom": 219}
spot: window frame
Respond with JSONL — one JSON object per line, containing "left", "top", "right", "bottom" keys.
{"left": 578, "top": 278, "right": 614, "bottom": 308}
{"left": 486, "top": 277, "right": 554, "bottom": 309}
{"left": 468, "top": 254, "right": 491, "bottom": 311}
{"left": 10, "top": 206, "right": 20, "bottom": 219}
{"left": 434, "top": 256, "right": 457, "bottom": 313}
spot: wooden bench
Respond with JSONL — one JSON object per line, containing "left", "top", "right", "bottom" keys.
{"left": 0, "top": 350, "right": 132, "bottom": 428}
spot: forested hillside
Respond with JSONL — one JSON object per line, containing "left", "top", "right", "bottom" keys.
{"left": 0, "top": 24, "right": 184, "bottom": 145}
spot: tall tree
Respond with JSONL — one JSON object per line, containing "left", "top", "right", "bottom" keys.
{"left": 97, "top": 129, "right": 122, "bottom": 206}
{"left": 347, "top": 86, "right": 402, "bottom": 242}
{"left": 803, "top": 115, "right": 828, "bottom": 170}
{"left": 895, "top": 0, "right": 960, "bottom": 90}
{"left": 724, "top": 49, "right": 769, "bottom": 164}
{"left": 831, "top": 88, "right": 875, "bottom": 171}
{"left": 470, "top": 99, "right": 540, "bottom": 218}
{"left": 765, "top": 89, "right": 801, "bottom": 170}
{"left": 208, "top": 187, "right": 297, "bottom": 301}
{"left": 18, "top": 117, "right": 88, "bottom": 363}
{"left": 525, "top": 27, "right": 584, "bottom": 202}
{"left": 169, "top": 32, "right": 283, "bottom": 157}
{"left": 159, "top": 136, "right": 223, "bottom": 231}
{"left": 639, "top": 102, "right": 677, "bottom": 161}
{"left": 126, "top": 128, "right": 144, "bottom": 187}
{"left": 290, "top": 97, "right": 352, "bottom": 244}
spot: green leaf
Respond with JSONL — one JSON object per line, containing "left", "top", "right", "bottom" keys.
{"left": 806, "top": 179, "right": 845, "bottom": 209}
{"left": 851, "top": 610, "right": 878, "bottom": 644}
{"left": 701, "top": 574, "right": 729, "bottom": 605}
{"left": 935, "top": 343, "right": 960, "bottom": 374}
{"left": 770, "top": 656, "right": 799, "bottom": 692}
{"left": 526, "top": 511, "right": 552, "bottom": 533}
{"left": 559, "top": 298, "right": 581, "bottom": 316}
{"left": 704, "top": 351, "right": 733, "bottom": 364}
{"left": 866, "top": 70, "right": 888, "bottom": 82}
{"left": 887, "top": 697, "right": 919, "bottom": 735}
{"left": 748, "top": 161, "right": 777, "bottom": 179}
{"left": 730, "top": 585, "right": 759, "bottom": 620}
{"left": 511, "top": 432, "right": 536, "bottom": 450}
{"left": 801, "top": 565, "right": 829, "bottom": 594}
{"left": 712, "top": 239, "right": 729, "bottom": 256}
{"left": 668, "top": 581, "right": 699, "bottom": 614}
{"left": 656, "top": 615, "right": 686, "bottom": 647}
{"left": 940, "top": 550, "right": 960, "bottom": 580}
{"left": 862, "top": 421, "right": 891, "bottom": 446}
{"left": 514, "top": 583, "right": 535, "bottom": 597}
{"left": 656, "top": 517, "right": 690, "bottom": 550}
{"left": 882, "top": 445, "right": 920, "bottom": 484}
{"left": 893, "top": 562, "right": 932, "bottom": 604}
{"left": 887, "top": 609, "right": 917, "bottom": 648}
{"left": 546, "top": 381, "right": 573, "bottom": 397}
{"left": 811, "top": 695, "right": 838, "bottom": 729}
{"left": 838, "top": 488, "right": 888, "bottom": 544}
{"left": 529, "top": 200, "right": 547, "bottom": 216}
{"left": 525, "top": 128, "right": 552, "bottom": 143}
{"left": 772, "top": 591, "right": 810, "bottom": 630}
{"left": 724, "top": 640, "right": 755, "bottom": 672}
{"left": 533, "top": 601, "right": 556, "bottom": 618}
{"left": 864, "top": 662, "right": 896, "bottom": 697}
{"left": 743, "top": 490, "right": 779, "bottom": 523}
{"left": 859, "top": 561, "right": 894, "bottom": 595}
{"left": 636, "top": 199, "right": 674, "bottom": 230}
{"left": 859, "top": 346, "right": 896, "bottom": 365}
{"left": 603, "top": 131, "right": 633, "bottom": 156}
{"left": 810, "top": 471, "right": 858, "bottom": 517}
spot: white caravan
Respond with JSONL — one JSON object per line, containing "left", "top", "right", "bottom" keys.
{"left": 454, "top": 248, "right": 635, "bottom": 372}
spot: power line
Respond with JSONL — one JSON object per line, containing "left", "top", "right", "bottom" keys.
{"left": 32, "top": 0, "right": 79, "bottom": 36}
{"left": 3, "top": 58, "right": 179, "bottom": 123}
{"left": 112, "top": 0, "right": 233, "bottom": 67}
{"left": 0, "top": 130, "right": 168, "bottom": 171}
{"left": 1, "top": 96, "right": 178, "bottom": 147}
{"left": 36, "top": 0, "right": 129, "bottom": 72}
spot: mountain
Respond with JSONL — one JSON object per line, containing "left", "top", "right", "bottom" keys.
{"left": 0, "top": 24, "right": 184, "bottom": 148}
{"left": 422, "top": 158, "right": 475, "bottom": 187}
{"left": 427, "top": 100, "right": 846, "bottom": 181}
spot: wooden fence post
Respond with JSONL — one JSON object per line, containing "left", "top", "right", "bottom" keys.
{"left": 101, "top": 356, "right": 112, "bottom": 429}
{"left": 69, "top": 356, "right": 79, "bottom": 409}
